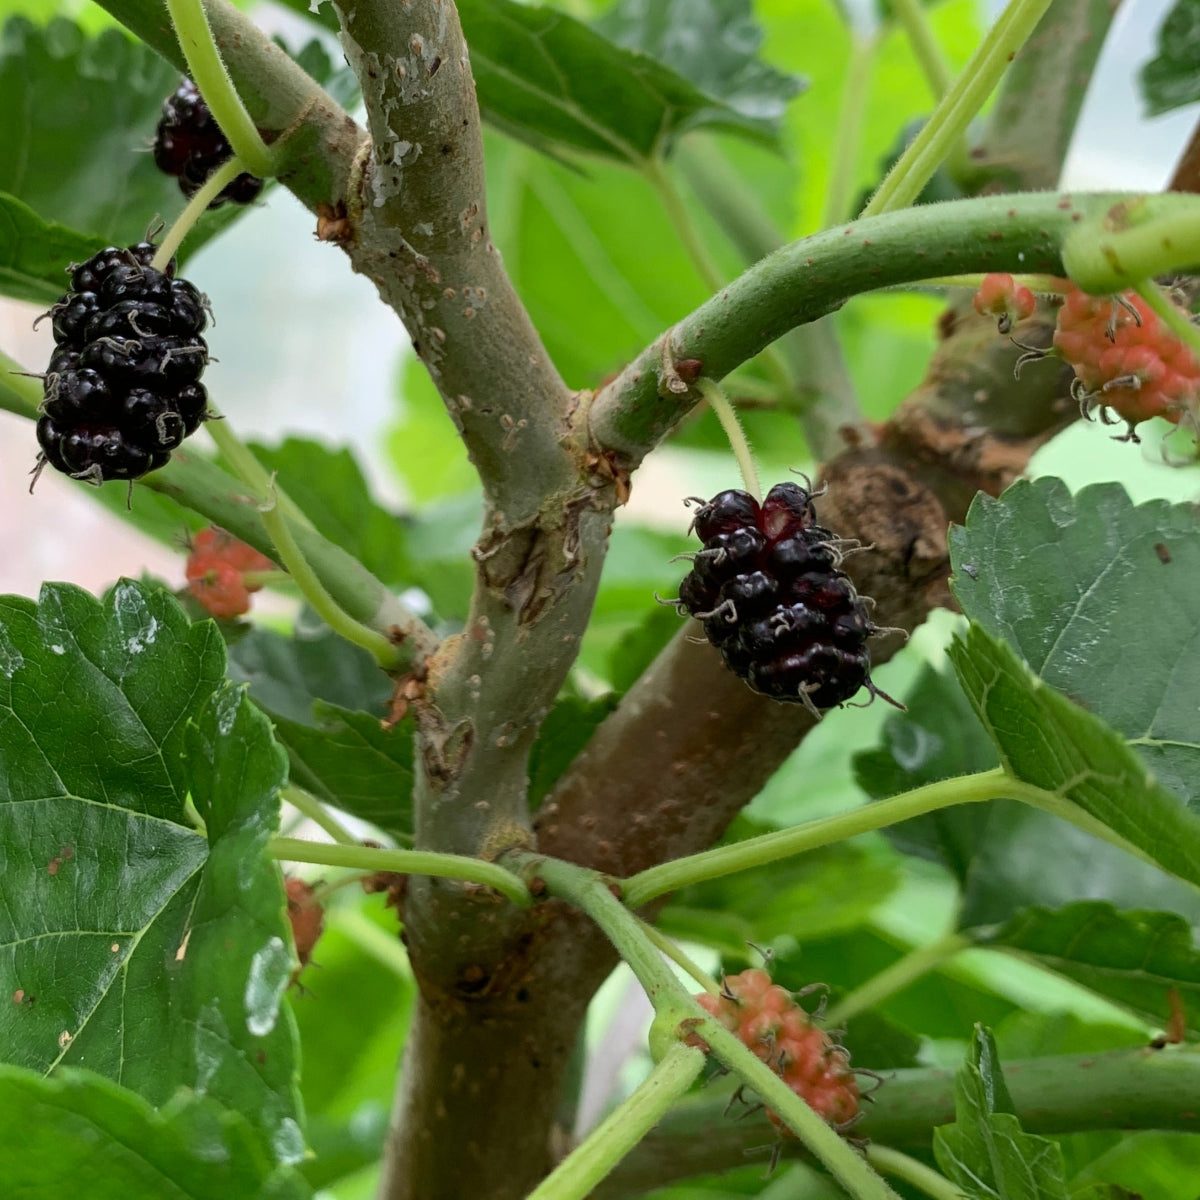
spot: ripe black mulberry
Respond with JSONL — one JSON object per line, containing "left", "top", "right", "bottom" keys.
{"left": 154, "top": 78, "right": 263, "bottom": 208}
{"left": 672, "top": 483, "right": 901, "bottom": 714}
{"left": 34, "top": 244, "right": 210, "bottom": 486}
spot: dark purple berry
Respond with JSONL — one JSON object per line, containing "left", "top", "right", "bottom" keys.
{"left": 154, "top": 77, "right": 264, "bottom": 208}
{"left": 692, "top": 489, "right": 761, "bottom": 541}
{"left": 33, "top": 242, "right": 210, "bottom": 486}
{"left": 674, "top": 484, "right": 892, "bottom": 711}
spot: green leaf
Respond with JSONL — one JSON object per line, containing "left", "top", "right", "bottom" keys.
{"left": 0, "top": 191, "right": 99, "bottom": 303}
{"left": 659, "top": 832, "right": 900, "bottom": 955}
{"left": 227, "top": 614, "right": 393, "bottom": 729}
{"left": 593, "top": 0, "right": 803, "bottom": 143}
{"left": 979, "top": 902, "right": 1200, "bottom": 1030}
{"left": 0, "top": 16, "right": 353, "bottom": 303}
{"left": 950, "top": 479, "right": 1200, "bottom": 809}
{"left": 1067, "top": 1131, "right": 1200, "bottom": 1200}
{"left": 933, "top": 1025, "right": 1071, "bottom": 1199}
{"left": 528, "top": 693, "right": 619, "bottom": 810}
{"left": 0, "top": 1066, "right": 310, "bottom": 1198}
{"left": 0, "top": 582, "right": 301, "bottom": 1160}
{"left": 275, "top": 703, "right": 414, "bottom": 838}
{"left": 949, "top": 623, "right": 1200, "bottom": 892}
{"left": 1140, "top": 0, "right": 1200, "bottom": 116}
{"left": 853, "top": 664, "right": 1200, "bottom": 929}
{"left": 250, "top": 439, "right": 411, "bottom": 588}
{"left": 455, "top": 0, "right": 797, "bottom": 164}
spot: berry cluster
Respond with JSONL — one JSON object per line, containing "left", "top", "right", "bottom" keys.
{"left": 692, "top": 969, "right": 859, "bottom": 1130}
{"left": 972, "top": 272, "right": 1035, "bottom": 334}
{"left": 674, "top": 483, "right": 896, "bottom": 713}
{"left": 1053, "top": 287, "right": 1200, "bottom": 441}
{"left": 154, "top": 78, "right": 263, "bottom": 208}
{"left": 186, "top": 526, "right": 274, "bottom": 619}
{"left": 35, "top": 244, "right": 209, "bottom": 485}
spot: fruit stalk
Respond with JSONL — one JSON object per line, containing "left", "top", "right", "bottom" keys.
{"left": 162, "top": 0, "right": 273, "bottom": 177}
{"left": 268, "top": 837, "right": 532, "bottom": 907}
{"left": 862, "top": 0, "right": 1055, "bottom": 216}
{"left": 152, "top": 157, "right": 245, "bottom": 270}
{"left": 523, "top": 1042, "right": 706, "bottom": 1200}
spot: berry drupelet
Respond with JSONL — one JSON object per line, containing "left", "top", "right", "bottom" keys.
{"left": 34, "top": 243, "right": 210, "bottom": 486}
{"left": 153, "top": 78, "right": 263, "bottom": 208}
{"left": 673, "top": 482, "right": 900, "bottom": 715}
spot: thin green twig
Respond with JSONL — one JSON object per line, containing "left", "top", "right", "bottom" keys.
{"left": 636, "top": 916, "right": 722, "bottom": 996}
{"left": 269, "top": 836, "right": 532, "bottom": 907}
{"left": 281, "top": 782, "right": 357, "bottom": 845}
{"left": 525, "top": 1043, "right": 706, "bottom": 1200}
{"left": 867, "top": 1146, "right": 965, "bottom": 1200}
{"left": 823, "top": 32, "right": 884, "bottom": 230}
{"left": 152, "top": 158, "right": 243, "bottom": 271}
{"left": 695, "top": 377, "right": 760, "bottom": 500}
{"left": 1133, "top": 279, "right": 1200, "bottom": 365}
{"left": 163, "top": 0, "right": 273, "bottom": 177}
{"left": 862, "top": 0, "right": 1055, "bottom": 216}
{"left": 0, "top": 349, "right": 42, "bottom": 420}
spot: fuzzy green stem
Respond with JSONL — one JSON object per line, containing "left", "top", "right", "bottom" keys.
{"left": 867, "top": 1146, "right": 965, "bottom": 1200}
{"left": 1061, "top": 194, "right": 1200, "bottom": 293}
{"left": 259, "top": 487, "right": 405, "bottom": 670}
{"left": 515, "top": 854, "right": 897, "bottom": 1200}
{"left": 620, "top": 768, "right": 1012, "bottom": 909}
{"left": 163, "top": 0, "right": 273, "bottom": 177}
{"left": 204, "top": 416, "right": 404, "bottom": 669}
{"left": 862, "top": 0, "right": 1056, "bottom": 216}
{"left": 697, "top": 1017, "right": 901, "bottom": 1200}
{"left": 636, "top": 917, "right": 721, "bottom": 996}
{"left": 825, "top": 932, "right": 972, "bottom": 1025}
{"left": 822, "top": 33, "right": 884, "bottom": 230}
{"left": 152, "top": 158, "right": 244, "bottom": 271}
{"left": 525, "top": 1043, "right": 706, "bottom": 1200}
{"left": 696, "top": 377, "right": 761, "bottom": 500}
{"left": 268, "top": 837, "right": 532, "bottom": 908}
{"left": 0, "top": 350, "right": 42, "bottom": 419}
{"left": 203, "top": 409, "right": 308, "bottom": 527}
{"left": 239, "top": 569, "right": 291, "bottom": 589}
{"left": 280, "top": 782, "right": 357, "bottom": 845}
{"left": 1133, "top": 279, "right": 1200, "bottom": 364}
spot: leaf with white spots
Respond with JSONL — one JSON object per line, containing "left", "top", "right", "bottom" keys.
{"left": 0, "top": 581, "right": 302, "bottom": 1163}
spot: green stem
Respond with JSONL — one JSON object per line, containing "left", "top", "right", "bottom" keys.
{"left": 239, "top": 569, "right": 292, "bottom": 589}
{"left": 697, "top": 1017, "right": 901, "bottom": 1200}
{"left": 1133, "top": 279, "right": 1200, "bottom": 364}
{"left": 269, "top": 836, "right": 532, "bottom": 908}
{"left": 205, "top": 416, "right": 404, "bottom": 669}
{"left": 636, "top": 917, "right": 721, "bottom": 996}
{"left": 525, "top": 1042, "right": 706, "bottom": 1200}
{"left": 162, "top": 0, "right": 273, "bottom": 177}
{"left": 0, "top": 349, "right": 42, "bottom": 419}
{"left": 152, "top": 158, "right": 244, "bottom": 271}
{"left": 822, "top": 32, "right": 884, "bottom": 230}
{"left": 866, "top": 1146, "right": 964, "bottom": 1200}
{"left": 695, "top": 377, "right": 761, "bottom": 500}
{"left": 620, "top": 768, "right": 1011, "bottom": 909}
{"left": 1061, "top": 194, "right": 1200, "bottom": 294}
{"left": 515, "top": 854, "right": 897, "bottom": 1200}
{"left": 260, "top": 486, "right": 405, "bottom": 670}
{"left": 281, "top": 782, "right": 357, "bottom": 845}
{"left": 825, "top": 931, "right": 971, "bottom": 1025}
{"left": 862, "top": 0, "right": 1055, "bottom": 216}
{"left": 203, "top": 408, "right": 308, "bottom": 527}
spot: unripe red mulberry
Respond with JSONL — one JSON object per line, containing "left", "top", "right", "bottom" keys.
{"left": 691, "top": 969, "right": 860, "bottom": 1133}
